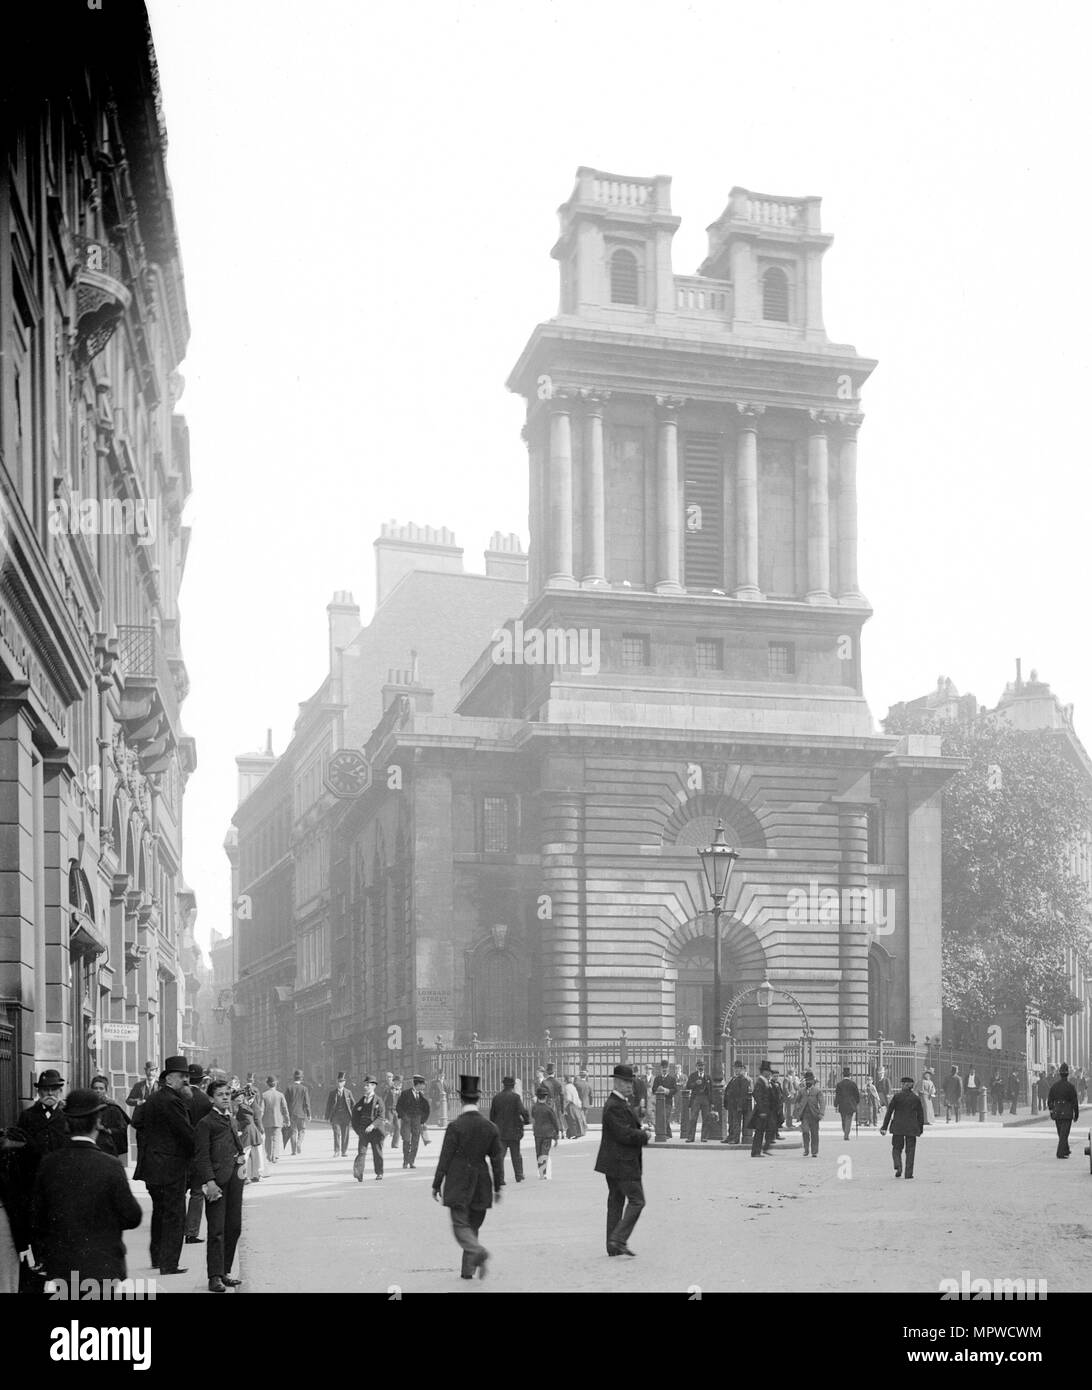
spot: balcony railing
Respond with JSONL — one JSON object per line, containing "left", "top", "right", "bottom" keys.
{"left": 675, "top": 275, "right": 732, "bottom": 317}
{"left": 117, "top": 624, "right": 181, "bottom": 736}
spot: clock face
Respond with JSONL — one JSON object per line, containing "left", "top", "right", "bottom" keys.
{"left": 323, "top": 749, "right": 371, "bottom": 798}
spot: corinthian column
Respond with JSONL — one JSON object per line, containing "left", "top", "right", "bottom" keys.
{"left": 655, "top": 396, "right": 684, "bottom": 593}
{"left": 580, "top": 391, "right": 608, "bottom": 586}
{"left": 547, "top": 400, "right": 576, "bottom": 588}
{"left": 733, "top": 403, "right": 764, "bottom": 599}
{"left": 806, "top": 410, "right": 833, "bottom": 604}
{"left": 837, "top": 414, "right": 867, "bottom": 605}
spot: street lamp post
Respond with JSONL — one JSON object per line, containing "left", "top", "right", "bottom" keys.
{"left": 698, "top": 821, "right": 740, "bottom": 1067}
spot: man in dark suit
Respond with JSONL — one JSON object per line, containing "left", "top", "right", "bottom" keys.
{"left": 184, "top": 1064, "right": 214, "bottom": 1246}
{"left": 31, "top": 1088, "right": 142, "bottom": 1283}
{"left": 595, "top": 1064, "right": 653, "bottom": 1256}
{"left": 489, "top": 1076, "right": 530, "bottom": 1181}
{"left": 193, "top": 1079, "right": 247, "bottom": 1292}
{"left": 1047, "top": 1063, "right": 1080, "bottom": 1159}
{"left": 284, "top": 1070, "right": 312, "bottom": 1154}
{"left": 15, "top": 1069, "right": 70, "bottom": 1186}
{"left": 650, "top": 1060, "right": 677, "bottom": 1142}
{"left": 395, "top": 1075, "right": 431, "bottom": 1169}
{"left": 880, "top": 1075, "right": 925, "bottom": 1178}
{"left": 324, "top": 1073, "right": 355, "bottom": 1155}
{"left": 722, "top": 1060, "right": 753, "bottom": 1145}
{"left": 432, "top": 1074, "right": 505, "bottom": 1280}
{"left": 630, "top": 1068, "right": 649, "bottom": 1123}
{"left": 541, "top": 1064, "right": 566, "bottom": 1135}
{"left": 133, "top": 1054, "right": 194, "bottom": 1274}
{"left": 834, "top": 1068, "right": 860, "bottom": 1140}
{"left": 684, "top": 1059, "right": 714, "bottom": 1142}
{"left": 750, "top": 1060, "right": 776, "bottom": 1157}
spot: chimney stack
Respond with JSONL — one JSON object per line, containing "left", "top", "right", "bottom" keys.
{"left": 484, "top": 530, "right": 528, "bottom": 582}
{"left": 374, "top": 521, "right": 463, "bottom": 608}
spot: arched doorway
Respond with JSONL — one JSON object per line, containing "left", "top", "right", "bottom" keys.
{"left": 671, "top": 915, "right": 767, "bottom": 1048}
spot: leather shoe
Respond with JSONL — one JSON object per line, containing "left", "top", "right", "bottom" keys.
{"left": 208, "top": 1277, "right": 227, "bottom": 1293}
{"left": 184, "top": 1236, "right": 204, "bottom": 1244}
{"left": 476, "top": 1251, "right": 489, "bottom": 1280}
{"left": 159, "top": 1267, "right": 188, "bottom": 1275}
{"left": 615, "top": 1244, "right": 637, "bottom": 1257}
{"left": 221, "top": 1276, "right": 242, "bottom": 1287}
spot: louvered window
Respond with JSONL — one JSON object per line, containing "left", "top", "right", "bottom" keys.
{"left": 768, "top": 641, "right": 795, "bottom": 676}
{"left": 762, "top": 266, "right": 789, "bottom": 321}
{"left": 482, "top": 796, "right": 511, "bottom": 853}
{"left": 683, "top": 434, "right": 725, "bottom": 589}
{"left": 610, "top": 249, "right": 640, "bottom": 304}
{"left": 696, "top": 639, "right": 723, "bottom": 673}
{"left": 622, "top": 634, "right": 650, "bottom": 667}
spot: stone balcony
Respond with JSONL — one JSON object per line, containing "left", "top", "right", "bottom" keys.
{"left": 116, "top": 624, "right": 185, "bottom": 773}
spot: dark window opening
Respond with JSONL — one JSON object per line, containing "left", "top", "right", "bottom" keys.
{"left": 762, "top": 266, "right": 789, "bottom": 321}
{"left": 610, "top": 249, "right": 640, "bottom": 305}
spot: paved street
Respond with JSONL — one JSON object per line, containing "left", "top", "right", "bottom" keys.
{"left": 127, "top": 1115, "right": 1092, "bottom": 1295}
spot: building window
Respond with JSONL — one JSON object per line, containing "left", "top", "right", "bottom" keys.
{"left": 610, "top": 248, "right": 640, "bottom": 305}
{"left": 867, "top": 805, "right": 886, "bottom": 864}
{"left": 695, "top": 639, "right": 723, "bottom": 674}
{"left": 482, "top": 796, "right": 512, "bottom": 853}
{"left": 622, "top": 633, "right": 650, "bottom": 667}
{"left": 762, "top": 266, "right": 789, "bottom": 321}
{"left": 767, "top": 641, "right": 795, "bottom": 676}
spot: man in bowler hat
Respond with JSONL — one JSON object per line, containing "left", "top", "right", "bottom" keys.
{"left": 433, "top": 1074, "right": 505, "bottom": 1279}
{"left": 133, "top": 1055, "right": 195, "bottom": 1273}
{"left": 16, "top": 1070, "right": 70, "bottom": 1186}
{"left": 395, "top": 1075, "right": 431, "bottom": 1169}
{"left": 594, "top": 1064, "right": 653, "bottom": 1256}
{"left": 1047, "top": 1063, "right": 1079, "bottom": 1158}
{"left": 880, "top": 1076, "right": 925, "bottom": 1178}
{"left": 489, "top": 1076, "right": 531, "bottom": 1181}
{"left": 193, "top": 1079, "right": 247, "bottom": 1292}
{"left": 750, "top": 1061, "right": 776, "bottom": 1156}
{"left": 651, "top": 1060, "right": 677, "bottom": 1141}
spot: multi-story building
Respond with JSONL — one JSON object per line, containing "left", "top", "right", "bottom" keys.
{"left": 0, "top": 3, "right": 196, "bottom": 1122}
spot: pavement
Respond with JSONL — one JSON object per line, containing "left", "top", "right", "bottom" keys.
{"left": 124, "top": 1111, "right": 1092, "bottom": 1294}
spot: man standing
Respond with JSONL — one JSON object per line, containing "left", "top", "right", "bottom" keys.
{"left": 1035, "top": 1070, "right": 1051, "bottom": 1116}
{"left": 284, "top": 1070, "right": 312, "bottom": 1155}
{"left": 325, "top": 1073, "right": 354, "bottom": 1156}
{"left": 432, "top": 1074, "right": 505, "bottom": 1279}
{"left": 396, "top": 1076, "right": 431, "bottom": 1169}
{"left": 351, "top": 1076, "right": 386, "bottom": 1181}
{"left": 488, "top": 1077, "right": 530, "bottom": 1182}
{"left": 574, "top": 1068, "right": 593, "bottom": 1116}
{"left": 90, "top": 1076, "right": 131, "bottom": 1165}
{"left": 722, "top": 1060, "right": 753, "bottom": 1145}
{"left": 184, "top": 1064, "right": 214, "bottom": 1247}
{"left": 194, "top": 1080, "right": 247, "bottom": 1292}
{"left": 261, "top": 1077, "right": 290, "bottom": 1165}
{"left": 594, "top": 1064, "right": 653, "bottom": 1256}
{"left": 834, "top": 1068, "right": 860, "bottom": 1141}
{"left": 795, "top": 1071, "right": 825, "bottom": 1157}
{"left": 126, "top": 1062, "right": 158, "bottom": 1111}
{"left": 943, "top": 1065, "right": 963, "bottom": 1123}
{"left": 750, "top": 1060, "right": 776, "bottom": 1157}
{"left": 1047, "top": 1063, "right": 1079, "bottom": 1159}
{"left": 383, "top": 1074, "right": 404, "bottom": 1151}
{"left": 880, "top": 1076, "right": 925, "bottom": 1178}
{"left": 30, "top": 1089, "right": 143, "bottom": 1286}
{"left": 133, "top": 1055, "right": 194, "bottom": 1274}
{"left": 684, "top": 1059, "right": 714, "bottom": 1142}
{"left": 989, "top": 1069, "right": 1004, "bottom": 1116}
{"left": 15, "top": 1070, "right": 70, "bottom": 1186}
{"left": 651, "top": 1060, "right": 677, "bottom": 1142}
{"left": 1005, "top": 1070, "right": 1020, "bottom": 1116}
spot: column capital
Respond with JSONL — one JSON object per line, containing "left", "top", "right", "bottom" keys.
{"left": 733, "top": 401, "right": 766, "bottom": 423}
{"left": 808, "top": 408, "right": 840, "bottom": 429}
{"left": 576, "top": 387, "right": 611, "bottom": 410}
{"left": 839, "top": 411, "right": 865, "bottom": 437}
{"left": 654, "top": 394, "right": 686, "bottom": 415}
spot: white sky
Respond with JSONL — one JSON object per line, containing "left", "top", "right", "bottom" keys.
{"left": 144, "top": 0, "right": 1092, "bottom": 953}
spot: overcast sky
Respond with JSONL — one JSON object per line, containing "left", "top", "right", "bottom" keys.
{"left": 145, "top": 0, "right": 1092, "bottom": 953}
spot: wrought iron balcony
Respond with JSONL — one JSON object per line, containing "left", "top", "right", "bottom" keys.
{"left": 116, "top": 624, "right": 184, "bottom": 770}
{"left": 73, "top": 236, "right": 130, "bottom": 367}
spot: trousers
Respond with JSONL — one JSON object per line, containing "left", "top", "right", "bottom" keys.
{"left": 891, "top": 1134, "right": 917, "bottom": 1176}
{"left": 750, "top": 1112, "right": 775, "bottom": 1155}
{"left": 401, "top": 1119, "right": 422, "bottom": 1167}
{"left": 147, "top": 1176, "right": 187, "bottom": 1270}
{"left": 1054, "top": 1117, "right": 1072, "bottom": 1157}
{"left": 389, "top": 1113, "right": 401, "bottom": 1148}
{"left": 330, "top": 1119, "right": 351, "bottom": 1155}
{"left": 840, "top": 1108, "right": 855, "bottom": 1140}
{"left": 605, "top": 1177, "right": 645, "bottom": 1250}
{"left": 800, "top": 1112, "right": 820, "bottom": 1155}
{"left": 502, "top": 1137, "right": 524, "bottom": 1181}
{"left": 727, "top": 1100, "right": 752, "bottom": 1143}
{"left": 687, "top": 1095, "right": 712, "bottom": 1140}
{"left": 289, "top": 1119, "right": 307, "bottom": 1154}
{"left": 653, "top": 1094, "right": 673, "bottom": 1141}
{"left": 354, "top": 1130, "right": 384, "bottom": 1178}
{"left": 205, "top": 1171, "right": 244, "bottom": 1278}
{"left": 264, "top": 1127, "right": 281, "bottom": 1163}
{"left": 449, "top": 1205, "right": 487, "bottom": 1277}
{"left": 185, "top": 1184, "right": 204, "bottom": 1239}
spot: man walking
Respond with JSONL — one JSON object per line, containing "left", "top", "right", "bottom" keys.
{"left": 651, "top": 1060, "right": 678, "bottom": 1142}
{"left": 432, "top": 1074, "right": 505, "bottom": 1279}
{"left": 750, "top": 1060, "right": 776, "bottom": 1157}
{"left": 386, "top": 1074, "right": 405, "bottom": 1151}
{"left": 324, "top": 1073, "right": 354, "bottom": 1156}
{"left": 351, "top": 1076, "right": 386, "bottom": 1181}
{"left": 1047, "top": 1063, "right": 1079, "bottom": 1159}
{"left": 489, "top": 1077, "right": 530, "bottom": 1182}
{"left": 194, "top": 1080, "right": 246, "bottom": 1292}
{"left": 541, "top": 1064, "right": 566, "bottom": 1134}
{"left": 133, "top": 1055, "right": 194, "bottom": 1274}
{"left": 834, "top": 1068, "right": 860, "bottom": 1141}
{"left": 1006, "top": 1070, "right": 1020, "bottom": 1115}
{"left": 722, "top": 1059, "right": 753, "bottom": 1145}
{"left": 880, "top": 1076, "right": 925, "bottom": 1178}
{"left": 795, "top": 1071, "right": 825, "bottom": 1157}
{"left": 594, "top": 1064, "right": 653, "bottom": 1255}
{"left": 261, "top": 1077, "right": 290, "bottom": 1165}
{"left": 184, "top": 1064, "right": 214, "bottom": 1247}
{"left": 30, "top": 1089, "right": 143, "bottom": 1286}
{"left": 684, "top": 1059, "right": 714, "bottom": 1142}
{"left": 942, "top": 1065, "right": 963, "bottom": 1123}
{"left": 396, "top": 1075, "right": 431, "bottom": 1169}
{"left": 284, "top": 1070, "right": 311, "bottom": 1155}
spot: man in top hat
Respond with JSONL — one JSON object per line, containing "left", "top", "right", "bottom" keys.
{"left": 193, "top": 1078, "right": 248, "bottom": 1292}
{"left": 395, "top": 1075, "right": 431, "bottom": 1169}
{"left": 16, "top": 1070, "right": 70, "bottom": 1185}
{"left": 834, "top": 1067, "right": 860, "bottom": 1141}
{"left": 184, "top": 1064, "right": 215, "bottom": 1246}
{"left": 30, "top": 1088, "right": 143, "bottom": 1285}
{"left": 880, "top": 1076, "right": 925, "bottom": 1178}
{"left": 325, "top": 1072, "right": 355, "bottom": 1156}
{"left": 284, "top": 1069, "right": 312, "bottom": 1155}
{"left": 683, "top": 1059, "right": 714, "bottom": 1142}
{"left": 750, "top": 1061, "right": 776, "bottom": 1157}
{"left": 1046, "top": 1063, "right": 1079, "bottom": 1159}
{"left": 594, "top": 1064, "right": 653, "bottom": 1256}
{"left": 132, "top": 1055, "right": 195, "bottom": 1274}
{"left": 489, "top": 1077, "right": 531, "bottom": 1182}
{"left": 651, "top": 1060, "right": 678, "bottom": 1142}
{"left": 432, "top": 1075, "right": 505, "bottom": 1279}
{"left": 722, "top": 1059, "right": 753, "bottom": 1145}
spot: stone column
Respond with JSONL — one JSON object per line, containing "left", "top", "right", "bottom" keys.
{"left": 837, "top": 414, "right": 867, "bottom": 604}
{"left": 837, "top": 803, "right": 871, "bottom": 1038}
{"left": 547, "top": 400, "right": 576, "bottom": 589}
{"left": 655, "top": 396, "right": 683, "bottom": 593}
{"left": 907, "top": 781, "right": 944, "bottom": 1042}
{"left": 580, "top": 392, "right": 608, "bottom": 586}
{"left": 806, "top": 410, "right": 833, "bottom": 604}
{"left": 539, "top": 789, "right": 583, "bottom": 1042}
{"left": 733, "top": 403, "right": 764, "bottom": 599}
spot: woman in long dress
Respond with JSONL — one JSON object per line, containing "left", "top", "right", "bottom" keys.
{"left": 562, "top": 1075, "right": 586, "bottom": 1138}
{"left": 919, "top": 1070, "right": 936, "bottom": 1125}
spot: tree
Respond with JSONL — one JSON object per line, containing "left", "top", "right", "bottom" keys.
{"left": 884, "top": 711, "right": 1091, "bottom": 1027}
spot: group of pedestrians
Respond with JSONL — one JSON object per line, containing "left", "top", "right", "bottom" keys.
{"left": 323, "top": 1071, "right": 436, "bottom": 1180}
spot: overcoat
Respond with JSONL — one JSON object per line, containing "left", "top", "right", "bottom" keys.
{"left": 881, "top": 1089, "right": 925, "bottom": 1136}
{"left": 432, "top": 1109, "right": 505, "bottom": 1209}
{"left": 132, "top": 1084, "right": 194, "bottom": 1185}
{"left": 31, "top": 1141, "right": 142, "bottom": 1280}
{"left": 489, "top": 1089, "right": 530, "bottom": 1142}
{"left": 593, "top": 1092, "right": 649, "bottom": 1180}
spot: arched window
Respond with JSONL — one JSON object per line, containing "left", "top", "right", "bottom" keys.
{"left": 868, "top": 944, "right": 891, "bottom": 1038}
{"left": 762, "top": 266, "right": 789, "bottom": 321}
{"left": 472, "top": 950, "right": 518, "bottom": 1041}
{"left": 609, "top": 248, "right": 640, "bottom": 305}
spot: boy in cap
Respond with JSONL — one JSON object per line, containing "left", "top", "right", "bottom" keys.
{"left": 531, "top": 1086, "right": 560, "bottom": 1178}
{"left": 594, "top": 1064, "right": 653, "bottom": 1256}
{"left": 880, "top": 1076, "right": 925, "bottom": 1178}
{"left": 351, "top": 1077, "right": 386, "bottom": 1181}
{"left": 432, "top": 1075, "right": 505, "bottom": 1279}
